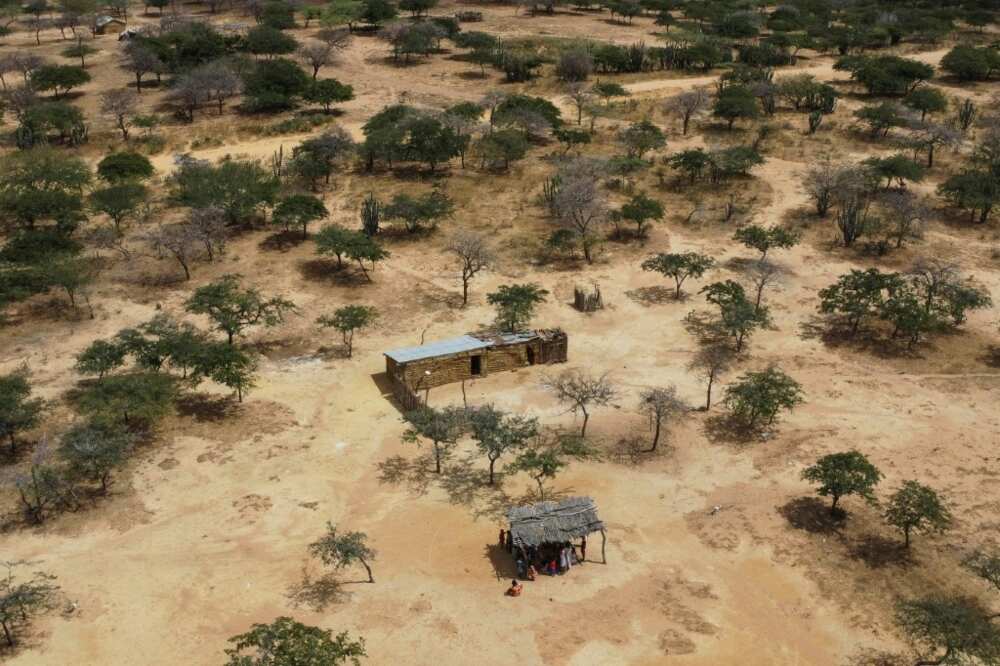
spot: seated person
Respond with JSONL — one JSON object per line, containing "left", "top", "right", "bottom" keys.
{"left": 527, "top": 564, "right": 537, "bottom": 581}
{"left": 507, "top": 580, "right": 523, "bottom": 597}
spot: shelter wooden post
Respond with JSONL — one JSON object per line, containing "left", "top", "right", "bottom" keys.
{"left": 600, "top": 529, "right": 607, "bottom": 564}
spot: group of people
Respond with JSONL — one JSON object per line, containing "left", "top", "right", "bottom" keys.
{"left": 500, "top": 529, "right": 587, "bottom": 597}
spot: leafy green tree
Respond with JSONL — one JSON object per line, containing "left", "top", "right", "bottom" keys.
{"left": 61, "top": 41, "right": 98, "bottom": 69}
{"left": 89, "top": 183, "right": 147, "bottom": 233}
{"left": 666, "top": 148, "right": 712, "bottom": 184}
{"left": 309, "top": 523, "right": 377, "bottom": 583}
{"left": 854, "top": 101, "right": 909, "bottom": 138}
{"left": 592, "top": 81, "right": 629, "bottom": 106}
{"left": 291, "top": 128, "right": 355, "bottom": 190}
{"left": 0, "top": 148, "right": 91, "bottom": 232}
{"left": 403, "top": 405, "right": 465, "bottom": 473}
{"left": 468, "top": 404, "right": 539, "bottom": 486}
{"left": 75, "top": 338, "right": 127, "bottom": 380}
{"left": 713, "top": 85, "right": 759, "bottom": 130}
{"left": 641, "top": 252, "right": 715, "bottom": 299}
{"left": 245, "top": 25, "right": 299, "bottom": 60}
{"left": 616, "top": 120, "right": 666, "bottom": 159}
{"left": 511, "top": 431, "right": 595, "bottom": 499}
{"left": 314, "top": 225, "right": 358, "bottom": 268}
{"left": 836, "top": 55, "right": 934, "bottom": 95}
{"left": 399, "top": 0, "right": 436, "bottom": 17}
{"left": 723, "top": 366, "right": 803, "bottom": 432}
{"left": 243, "top": 58, "right": 310, "bottom": 112}
{"left": 733, "top": 224, "right": 799, "bottom": 261}
{"left": 904, "top": 87, "right": 947, "bottom": 121}
{"left": 322, "top": 0, "right": 363, "bottom": 30}
{"left": 884, "top": 480, "right": 952, "bottom": 548}
{"left": 304, "top": 78, "right": 353, "bottom": 113}
{"left": 863, "top": 153, "right": 925, "bottom": 190}
{"left": 818, "top": 268, "right": 902, "bottom": 336}
{"left": 316, "top": 305, "right": 377, "bottom": 358}
{"left": 260, "top": 0, "right": 297, "bottom": 28}
{"left": 618, "top": 193, "right": 663, "bottom": 238}
{"left": 702, "top": 280, "right": 770, "bottom": 351}
{"left": 802, "top": 450, "right": 882, "bottom": 514}
{"left": 383, "top": 188, "right": 454, "bottom": 233}
{"left": 0, "top": 562, "right": 61, "bottom": 648}
{"left": 486, "top": 283, "right": 549, "bottom": 332}
{"left": 185, "top": 274, "right": 297, "bottom": 345}
{"left": 344, "top": 233, "right": 388, "bottom": 281}
{"left": 273, "top": 194, "right": 327, "bottom": 237}
{"left": 473, "top": 129, "right": 528, "bottom": 171}
{"left": 97, "top": 152, "right": 154, "bottom": 184}
{"left": 359, "top": 0, "right": 397, "bottom": 26}
{"left": 940, "top": 45, "right": 999, "bottom": 81}
{"left": 225, "top": 617, "right": 366, "bottom": 666}
{"left": 191, "top": 341, "right": 258, "bottom": 402}
{"left": 30, "top": 64, "right": 90, "bottom": 98}
{"left": 171, "top": 158, "right": 279, "bottom": 224}
{"left": 58, "top": 421, "right": 133, "bottom": 493}
{"left": 964, "top": 551, "right": 1000, "bottom": 594}
{"left": 0, "top": 368, "right": 45, "bottom": 455}
{"left": 76, "top": 372, "right": 177, "bottom": 426}
{"left": 937, "top": 170, "right": 996, "bottom": 224}
{"left": 895, "top": 596, "right": 1000, "bottom": 665}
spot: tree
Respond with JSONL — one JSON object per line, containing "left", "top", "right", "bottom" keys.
{"left": 0, "top": 561, "right": 60, "bottom": 648}
{"left": 486, "top": 283, "right": 548, "bottom": 332}
{"left": 197, "top": 60, "right": 242, "bottom": 115}
{"left": 343, "top": 233, "right": 388, "bottom": 281}
{"left": 938, "top": 170, "right": 996, "bottom": 225}
{"left": 403, "top": 405, "right": 465, "bottom": 473}
{"left": 733, "top": 224, "right": 799, "bottom": 261}
{"left": 592, "top": 81, "right": 629, "bottom": 106}
{"left": 895, "top": 596, "right": 1000, "bottom": 665}
{"left": 292, "top": 128, "right": 355, "bottom": 189}
{"left": 309, "top": 523, "right": 376, "bottom": 583}
{"left": 246, "top": 25, "right": 299, "bottom": 60}
{"left": 58, "top": 420, "right": 133, "bottom": 493}
{"left": 97, "top": 151, "right": 153, "bottom": 184}
{"left": 551, "top": 170, "right": 606, "bottom": 263}
{"left": 940, "top": 44, "right": 999, "bottom": 81}
{"left": 74, "top": 338, "right": 126, "bottom": 379}
{"left": 638, "top": 386, "right": 686, "bottom": 452}
{"left": 884, "top": 480, "right": 952, "bottom": 548}
{"left": 61, "top": 40, "right": 97, "bottom": 69}
{"left": 75, "top": 371, "right": 176, "bottom": 426}
{"left": 864, "top": 153, "right": 925, "bottom": 190}
{"left": 383, "top": 188, "right": 454, "bottom": 233}
{"left": 243, "top": 57, "right": 310, "bottom": 112}
{"left": 191, "top": 341, "right": 258, "bottom": 402}
{"left": 713, "top": 85, "right": 759, "bottom": 130}
{"left": 702, "top": 280, "right": 770, "bottom": 352}
{"left": 723, "top": 366, "right": 803, "bottom": 432}
{"left": 907, "top": 122, "right": 961, "bottom": 169}
{"left": 170, "top": 158, "right": 278, "bottom": 225}
{"left": 542, "top": 369, "right": 616, "bottom": 438}
{"left": 665, "top": 88, "right": 710, "bottom": 135}
{"left": 964, "top": 551, "right": 1000, "bottom": 594}
{"left": 272, "top": 194, "right": 327, "bottom": 237}
{"left": 904, "top": 87, "right": 947, "bottom": 121}
{"left": 510, "top": 431, "right": 594, "bottom": 500}
{"left": 399, "top": 0, "right": 436, "bottom": 18}
{"left": 99, "top": 89, "right": 137, "bottom": 141}
{"left": 472, "top": 129, "right": 528, "bottom": 171}
{"left": 854, "top": 101, "right": 909, "bottom": 139}
{"left": 123, "top": 42, "right": 163, "bottom": 93}
{"left": 641, "top": 252, "right": 714, "bottom": 299}
{"left": 89, "top": 183, "right": 147, "bottom": 233}
{"left": 0, "top": 147, "right": 90, "bottom": 232}
{"left": 803, "top": 161, "right": 859, "bottom": 217}
{"left": 30, "top": 64, "right": 90, "bottom": 98}
{"left": 801, "top": 451, "right": 882, "bottom": 514}
{"left": 445, "top": 231, "right": 493, "bottom": 307}
{"left": 185, "top": 275, "right": 296, "bottom": 345}
{"left": 314, "top": 225, "right": 358, "bottom": 268}
{"left": 468, "top": 404, "right": 539, "bottom": 486}
{"left": 316, "top": 305, "right": 377, "bottom": 358}
{"left": 687, "top": 343, "right": 736, "bottom": 410}
{"left": 555, "top": 49, "right": 592, "bottom": 82}
{"left": 304, "top": 78, "right": 353, "bottom": 113}
{"left": 299, "top": 40, "right": 334, "bottom": 80}
{"left": 225, "top": 617, "right": 366, "bottom": 666}
{"left": 144, "top": 223, "right": 200, "bottom": 280}
{"left": 564, "top": 82, "right": 594, "bottom": 126}
{"left": 0, "top": 368, "right": 45, "bottom": 455}
{"left": 618, "top": 193, "right": 663, "bottom": 239}
{"left": 878, "top": 191, "right": 928, "bottom": 249}
{"left": 818, "top": 268, "right": 901, "bottom": 336}
{"left": 359, "top": 0, "right": 397, "bottom": 26}
{"left": 617, "top": 120, "right": 666, "bottom": 159}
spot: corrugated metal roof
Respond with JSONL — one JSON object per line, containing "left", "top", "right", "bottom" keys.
{"left": 384, "top": 335, "right": 490, "bottom": 364}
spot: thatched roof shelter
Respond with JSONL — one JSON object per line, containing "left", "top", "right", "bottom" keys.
{"left": 507, "top": 497, "right": 605, "bottom": 550}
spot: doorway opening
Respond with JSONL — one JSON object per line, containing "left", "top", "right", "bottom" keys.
{"left": 471, "top": 355, "right": 482, "bottom": 376}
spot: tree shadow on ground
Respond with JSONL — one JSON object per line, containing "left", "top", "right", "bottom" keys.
{"left": 625, "top": 285, "right": 681, "bottom": 307}
{"left": 286, "top": 566, "right": 351, "bottom": 612}
{"left": 606, "top": 435, "right": 669, "bottom": 466}
{"left": 259, "top": 230, "right": 308, "bottom": 252}
{"left": 982, "top": 345, "right": 1000, "bottom": 368}
{"left": 797, "top": 314, "right": 923, "bottom": 359}
{"left": 702, "top": 413, "right": 762, "bottom": 446}
{"left": 778, "top": 497, "right": 846, "bottom": 535}
{"left": 375, "top": 454, "right": 434, "bottom": 497}
{"left": 297, "top": 259, "right": 369, "bottom": 286}
{"left": 848, "top": 534, "right": 914, "bottom": 569}
{"left": 175, "top": 393, "right": 239, "bottom": 423}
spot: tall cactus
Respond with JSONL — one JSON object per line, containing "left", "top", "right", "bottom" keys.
{"left": 361, "top": 192, "right": 381, "bottom": 237}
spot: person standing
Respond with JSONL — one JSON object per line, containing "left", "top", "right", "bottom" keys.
{"left": 580, "top": 536, "right": 587, "bottom": 563}
{"left": 499, "top": 529, "right": 506, "bottom": 548}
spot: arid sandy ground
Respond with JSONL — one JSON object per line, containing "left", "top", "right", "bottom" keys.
{"left": 1, "top": 3, "right": 999, "bottom": 664}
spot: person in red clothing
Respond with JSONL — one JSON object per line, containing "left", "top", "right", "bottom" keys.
{"left": 507, "top": 580, "right": 523, "bottom": 597}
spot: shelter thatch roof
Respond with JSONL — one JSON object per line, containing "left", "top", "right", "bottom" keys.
{"left": 506, "top": 497, "right": 604, "bottom": 548}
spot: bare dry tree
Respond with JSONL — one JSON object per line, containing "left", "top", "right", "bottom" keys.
{"left": 664, "top": 88, "right": 710, "bottom": 135}
{"left": 445, "top": 231, "right": 494, "bottom": 307}
{"left": 299, "top": 41, "right": 336, "bottom": 81}
{"left": 316, "top": 27, "right": 352, "bottom": 50}
{"left": 687, "top": 344, "right": 737, "bottom": 410}
{"left": 638, "top": 386, "right": 687, "bottom": 452}
{"left": 744, "top": 259, "right": 782, "bottom": 313}
{"left": 99, "top": 89, "right": 138, "bottom": 141}
{"left": 543, "top": 369, "right": 616, "bottom": 437}
{"left": 144, "top": 223, "right": 200, "bottom": 280}
{"left": 186, "top": 207, "right": 228, "bottom": 261}
{"left": 564, "top": 82, "right": 594, "bottom": 126}
{"left": 877, "top": 190, "right": 928, "bottom": 249}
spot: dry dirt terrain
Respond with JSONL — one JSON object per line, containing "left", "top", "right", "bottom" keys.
{"left": 1, "top": 2, "right": 999, "bottom": 665}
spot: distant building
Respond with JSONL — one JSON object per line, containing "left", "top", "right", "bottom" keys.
{"left": 94, "top": 15, "right": 127, "bottom": 35}
{"left": 384, "top": 329, "right": 567, "bottom": 407}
